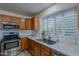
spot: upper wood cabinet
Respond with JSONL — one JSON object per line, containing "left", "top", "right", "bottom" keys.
{"left": 31, "top": 16, "right": 39, "bottom": 30}
{"left": 12, "top": 17, "right": 20, "bottom": 24}
{"left": 1, "top": 15, "right": 20, "bottom": 24}
{"left": 0, "top": 14, "right": 40, "bottom": 30}
{"left": 20, "top": 18, "right": 32, "bottom": 30}
{"left": 2, "top": 15, "right": 12, "bottom": 22}
{"left": 0, "top": 15, "right": 2, "bottom": 21}
{"left": 26, "top": 18, "right": 32, "bottom": 30}
{"left": 0, "top": 15, "right": 2, "bottom": 29}
{"left": 19, "top": 18, "right": 26, "bottom": 30}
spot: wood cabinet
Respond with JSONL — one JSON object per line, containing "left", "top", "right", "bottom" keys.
{"left": 12, "top": 17, "right": 20, "bottom": 24}
{"left": 28, "top": 39, "right": 51, "bottom": 56}
{"left": 29, "top": 19, "right": 32, "bottom": 30}
{"left": 31, "top": 16, "right": 39, "bottom": 30}
{"left": 2, "top": 15, "right": 12, "bottom": 22}
{"left": 0, "top": 15, "right": 2, "bottom": 29}
{"left": 20, "top": 38, "right": 28, "bottom": 51}
{"left": 0, "top": 15, "right": 2, "bottom": 21}
{"left": 28, "top": 39, "right": 32, "bottom": 52}
{"left": 34, "top": 43, "right": 41, "bottom": 56}
{"left": 1, "top": 15, "right": 20, "bottom": 24}
{"left": 41, "top": 49, "right": 50, "bottom": 56}
{"left": 20, "top": 37, "right": 65, "bottom": 56}
{"left": 26, "top": 18, "right": 32, "bottom": 30}
{"left": 0, "top": 15, "right": 40, "bottom": 30}
{"left": 25, "top": 16, "right": 39, "bottom": 30}
{"left": 20, "top": 18, "right": 32, "bottom": 30}
{"left": 19, "top": 18, "right": 26, "bottom": 30}
{"left": 40, "top": 44, "right": 51, "bottom": 56}
{"left": 0, "top": 16, "right": 2, "bottom": 29}
{"left": 30, "top": 40, "right": 35, "bottom": 56}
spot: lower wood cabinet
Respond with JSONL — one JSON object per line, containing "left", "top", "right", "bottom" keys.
{"left": 28, "top": 40, "right": 51, "bottom": 56}
{"left": 20, "top": 37, "right": 65, "bottom": 56}
{"left": 40, "top": 44, "right": 51, "bottom": 56}
{"left": 30, "top": 41, "right": 35, "bottom": 56}
{"left": 20, "top": 38, "right": 28, "bottom": 51}
{"left": 34, "top": 46, "right": 40, "bottom": 56}
{"left": 41, "top": 49, "right": 50, "bottom": 56}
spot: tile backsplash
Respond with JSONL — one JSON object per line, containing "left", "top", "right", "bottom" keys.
{"left": 19, "top": 30, "right": 32, "bottom": 36}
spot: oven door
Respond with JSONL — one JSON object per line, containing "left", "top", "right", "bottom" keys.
{"left": 4, "top": 41, "right": 19, "bottom": 50}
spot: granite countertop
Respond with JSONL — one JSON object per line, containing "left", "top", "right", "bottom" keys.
{"left": 20, "top": 35, "right": 79, "bottom": 56}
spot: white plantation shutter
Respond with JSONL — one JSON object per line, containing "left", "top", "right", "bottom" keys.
{"left": 42, "top": 8, "right": 77, "bottom": 41}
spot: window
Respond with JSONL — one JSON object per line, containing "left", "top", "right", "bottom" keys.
{"left": 42, "top": 8, "right": 77, "bottom": 40}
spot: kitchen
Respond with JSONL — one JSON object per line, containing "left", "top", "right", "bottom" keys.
{"left": 0, "top": 3, "right": 79, "bottom": 56}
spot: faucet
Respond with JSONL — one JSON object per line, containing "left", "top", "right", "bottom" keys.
{"left": 47, "top": 31, "right": 59, "bottom": 42}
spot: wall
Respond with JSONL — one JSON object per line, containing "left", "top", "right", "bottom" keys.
{"left": 37, "top": 3, "right": 78, "bottom": 17}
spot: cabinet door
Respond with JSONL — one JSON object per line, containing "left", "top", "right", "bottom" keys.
{"left": 20, "top": 38, "right": 28, "bottom": 51}
{"left": 15, "top": 17, "right": 20, "bottom": 24}
{"left": 28, "top": 19, "right": 32, "bottom": 30}
{"left": 26, "top": 19, "right": 32, "bottom": 30}
{"left": 2, "top": 15, "right": 12, "bottom": 22}
{"left": 34, "top": 45, "right": 40, "bottom": 56}
{"left": 19, "top": 18, "right": 26, "bottom": 30}
{"left": 12, "top": 17, "right": 20, "bottom": 24}
{"left": 31, "top": 18, "right": 34, "bottom": 29}
{"left": 0, "top": 15, "right": 2, "bottom": 29}
{"left": 34, "top": 16, "right": 39, "bottom": 30}
{"left": 41, "top": 49, "right": 50, "bottom": 56}
{"left": 28, "top": 39, "right": 32, "bottom": 52}
{"left": 31, "top": 40, "right": 35, "bottom": 56}
{"left": 26, "top": 19, "right": 29, "bottom": 30}
{"left": 0, "top": 15, "right": 2, "bottom": 21}
{"left": 31, "top": 16, "right": 39, "bottom": 30}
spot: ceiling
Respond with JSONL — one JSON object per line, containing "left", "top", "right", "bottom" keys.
{"left": 0, "top": 3, "right": 54, "bottom": 16}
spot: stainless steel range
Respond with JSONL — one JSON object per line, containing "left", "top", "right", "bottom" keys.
{"left": 0, "top": 32, "right": 21, "bottom": 56}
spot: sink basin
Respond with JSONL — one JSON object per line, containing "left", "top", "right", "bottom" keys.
{"left": 37, "top": 39, "right": 56, "bottom": 45}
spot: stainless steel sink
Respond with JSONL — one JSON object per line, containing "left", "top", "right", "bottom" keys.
{"left": 37, "top": 39, "right": 57, "bottom": 45}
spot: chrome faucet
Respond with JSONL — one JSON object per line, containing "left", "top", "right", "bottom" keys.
{"left": 47, "top": 31, "right": 59, "bottom": 43}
